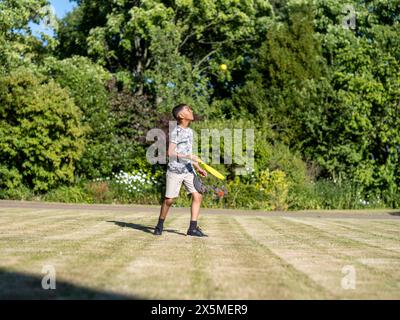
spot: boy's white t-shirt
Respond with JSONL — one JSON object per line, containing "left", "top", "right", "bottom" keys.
{"left": 168, "top": 125, "right": 194, "bottom": 174}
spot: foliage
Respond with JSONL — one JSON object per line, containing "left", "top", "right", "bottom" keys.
{"left": 107, "top": 169, "right": 163, "bottom": 204}
{"left": 1, "top": 0, "right": 400, "bottom": 209}
{"left": 0, "top": 67, "right": 86, "bottom": 192}
{"left": 39, "top": 56, "right": 118, "bottom": 179}
{"left": 229, "top": 0, "right": 400, "bottom": 206}
{"left": 107, "top": 80, "right": 160, "bottom": 174}
{"left": 42, "top": 185, "right": 92, "bottom": 203}
{"left": 301, "top": 0, "right": 400, "bottom": 201}
{"left": 84, "top": 180, "right": 113, "bottom": 204}
{"left": 0, "top": 183, "right": 35, "bottom": 201}
{"left": 288, "top": 179, "right": 388, "bottom": 210}
{"left": 255, "top": 169, "right": 289, "bottom": 211}
{"left": 57, "top": 0, "right": 274, "bottom": 111}
{"left": 111, "top": 169, "right": 160, "bottom": 193}
{"left": 0, "top": 0, "right": 57, "bottom": 70}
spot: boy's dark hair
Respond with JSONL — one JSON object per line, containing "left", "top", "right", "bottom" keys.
{"left": 172, "top": 103, "right": 188, "bottom": 121}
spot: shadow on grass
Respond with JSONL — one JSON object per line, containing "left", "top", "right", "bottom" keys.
{"left": 107, "top": 221, "right": 187, "bottom": 236}
{"left": 389, "top": 212, "right": 400, "bottom": 216}
{"left": 0, "top": 269, "right": 139, "bottom": 299}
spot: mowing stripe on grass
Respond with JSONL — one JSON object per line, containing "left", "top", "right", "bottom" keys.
{"left": 0, "top": 212, "right": 134, "bottom": 274}
{"left": 233, "top": 216, "right": 335, "bottom": 299}
{"left": 0, "top": 213, "right": 161, "bottom": 299}
{"left": 325, "top": 219, "right": 400, "bottom": 242}
{"left": 266, "top": 217, "right": 400, "bottom": 298}
{"left": 199, "top": 214, "right": 332, "bottom": 299}
{"left": 250, "top": 217, "right": 364, "bottom": 297}
{"left": 49, "top": 215, "right": 161, "bottom": 299}
{"left": 186, "top": 215, "right": 215, "bottom": 300}
{"left": 1, "top": 206, "right": 399, "bottom": 299}
{"left": 111, "top": 214, "right": 201, "bottom": 299}
{"left": 288, "top": 218, "right": 400, "bottom": 256}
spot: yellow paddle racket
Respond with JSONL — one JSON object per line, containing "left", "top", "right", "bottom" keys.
{"left": 198, "top": 159, "right": 225, "bottom": 180}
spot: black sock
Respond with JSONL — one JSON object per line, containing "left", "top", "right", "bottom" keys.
{"left": 157, "top": 218, "right": 165, "bottom": 229}
{"left": 189, "top": 220, "right": 197, "bottom": 230}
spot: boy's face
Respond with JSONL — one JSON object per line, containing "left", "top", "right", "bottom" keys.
{"left": 178, "top": 106, "right": 194, "bottom": 121}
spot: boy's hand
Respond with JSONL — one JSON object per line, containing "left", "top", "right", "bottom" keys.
{"left": 197, "top": 168, "right": 207, "bottom": 177}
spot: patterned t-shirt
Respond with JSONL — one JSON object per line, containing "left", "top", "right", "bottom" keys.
{"left": 168, "top": 125, "right": 194, "bottom": 174}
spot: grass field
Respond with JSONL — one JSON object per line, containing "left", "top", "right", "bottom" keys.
{"left": 0, "top": 201, "right": 399, "bottom": 299}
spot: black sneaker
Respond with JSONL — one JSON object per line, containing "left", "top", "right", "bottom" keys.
{"left": 187, "top": 226, "right": 207, "bottom": 237}
{"left": 154, "top": 226, "right": 162, "bottom": 235}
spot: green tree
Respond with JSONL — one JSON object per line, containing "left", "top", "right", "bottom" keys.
{"left": 0, "top": 67, "right": 86, "bottom": 192}
{"left": 0, "top": 0, "right": 56, "bottom": 70}
{"left": 303, "top": 0, "right": 400, "bottom": 203}
{"left": 232, "top": 1, "right": 326, "bottom": 142}
{"left": 56, "top": 0, "right": 274, "bottom": 112}
{"left": 107, "top": 78, "right": 160, "bottom": 174}
{"left": 39, "top": 56, "right": 118, "bottom": 179}
{"left": 229, "top": 0, "right": 400, "bottom": 206}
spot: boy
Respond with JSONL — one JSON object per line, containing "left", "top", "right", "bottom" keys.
{"left": 154, "top": 104, "right": 208, "bottom": 237}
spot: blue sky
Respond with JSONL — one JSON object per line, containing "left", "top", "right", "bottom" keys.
{"left": 30, "top": 0, "right": 76, "bottom": 36}
{"left": 50, "top": 0, "right": 76, "bottom": 18}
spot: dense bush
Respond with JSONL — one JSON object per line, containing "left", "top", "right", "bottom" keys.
{"left": 108, "top": 169, "right": 163, "bottom": 204}
{"left": 85, "top": 180, "right": 114, "bottom": 204}
{"left": 0, "top": 184, "right": 35, "bottom": 201}
{"left": 0, "top": 67, "right": 85, "bottom": 193}
{"left": 40, "top": 56, "right": 117, "bottom": 179}
{"left": 42, "top": 185, "right": 92, "bottom": 203}
{"left": 107, "top": 80, "right": 160, "bottom": 174}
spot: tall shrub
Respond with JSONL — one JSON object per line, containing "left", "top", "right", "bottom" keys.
{"left": 0, "top": 67, "right": 86, "bottom": 193}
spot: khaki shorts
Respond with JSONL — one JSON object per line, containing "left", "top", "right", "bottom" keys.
{"left": 165, "top": 170, "right": 197, "bottom": 198}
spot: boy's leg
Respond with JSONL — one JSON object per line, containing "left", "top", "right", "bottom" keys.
{"left": 159, "top": 197, "right": 174, "bottom": 220}
{"left": 190, "top": 192, "right": 202, "bottom": 222}
{"left": 183, "top": 174, "right": 207, "bottom": 236}
{"left": 182, "top": 173, "right": 201, "bottom": 223}
{"left": 154, "top": 171, "right": 182, "bottom": 235}
{"left": 187, "top": 192, "right": 206, "bottom": 236}
{"left": 154, "top": 198, "right": 174, "bottom": 235}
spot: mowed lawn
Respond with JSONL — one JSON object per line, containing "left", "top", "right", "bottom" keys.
{"left": 0, "top": 204, "right": 400, "bottom": 299}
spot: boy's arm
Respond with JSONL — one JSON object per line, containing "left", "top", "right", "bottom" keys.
{"left": 192, "top": 161, "right": 207, "bottom": 177}
{"left": 168, "top": 142, "right": 200, "bottom": 161}
{"left": 168, "top": 142, "right": 206, "bottom": 176}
